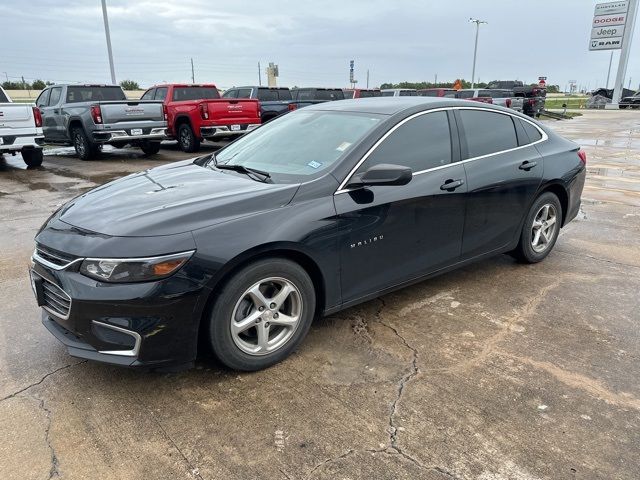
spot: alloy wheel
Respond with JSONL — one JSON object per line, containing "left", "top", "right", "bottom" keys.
{"left": 531, "top": 203, "right": 557, "bottom": 253}
{"left": 230, "top": 277, "right": 303, "bottom": 356}
{"left": 74, "top": 132, "right": 85, "bottom": 156}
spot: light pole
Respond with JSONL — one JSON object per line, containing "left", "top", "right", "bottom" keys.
{"left": 469, "top": 18, "right": 487, "bottom": 89}
{"left": 101, "top": 0, "right": 116, "bottom": 85}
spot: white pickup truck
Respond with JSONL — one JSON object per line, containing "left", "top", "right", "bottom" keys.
{"left": 0, "top": 87, "right": 45, "bottom": 167}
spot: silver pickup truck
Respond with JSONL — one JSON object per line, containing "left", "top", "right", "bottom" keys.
{"left": 36, "top": 84, "right": 167, "bottom": 160}
{"left": 0, "top": 87, "right": 45, "bottom": 167}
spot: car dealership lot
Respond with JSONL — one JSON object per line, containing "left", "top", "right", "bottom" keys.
{"left": 0, "top": 111, "right": 639, "bottom": 479}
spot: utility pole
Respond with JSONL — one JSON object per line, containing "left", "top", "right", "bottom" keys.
{"left": 2, "top": 72, "right": 7, "bottom": 82}
{"left": 610, "top": 0, "right": 638, "bottom": 106}
{"left": 366, "top": 69, "right": 369, "bottom": 89}
{"left": 606, "top": 51, "right": 614, "bottom": 88}
{"left": 101, "top": 0, "right": 116, "bottom": 85}
{"left": 258, "top": 61, "right": 262, "bottom": 86}
{"left": 435, "top": 73, "right": 438, "bottom": 85}
{"left": 191, "top": 58, "right": 195, "bottom": 83}
{"left": 469, "top": 18, "right": 487, "bottom": 89}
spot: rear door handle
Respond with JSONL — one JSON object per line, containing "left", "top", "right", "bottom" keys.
{"left": 440, "top": 178, "right": 465, "bottom": 191}
{"left": 519, "top": 161, "right": 538, "bottom": 171}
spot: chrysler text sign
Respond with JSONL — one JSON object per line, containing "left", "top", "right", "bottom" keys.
{"left": 594, "top": 1, "right": 629, "bottom": 15}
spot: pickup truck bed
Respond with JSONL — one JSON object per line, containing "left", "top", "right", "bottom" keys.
{"left": 0, "top": 87, "right": 45, "bottom": 167}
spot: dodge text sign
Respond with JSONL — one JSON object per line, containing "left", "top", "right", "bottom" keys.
{"left": 592, "top": 13, "right": 627, "bottom": 27}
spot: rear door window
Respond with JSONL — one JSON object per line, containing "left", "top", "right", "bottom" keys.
{"left": 458, "top": 110, "right": 518, "bottom": 158}
{"left": 222, "top": 89, "right": 237, "bottom": 99}
{"left": 140, "top": 89, "right": 155, "bottom": 100}
{"left": 519, "top": 119, "right": 543, "bottom": 143}
{"left": 154, "top": 87, "right": 168, "bottom": 101}
{"left": 49, "top": 87, "right": 62, "bottom": 105}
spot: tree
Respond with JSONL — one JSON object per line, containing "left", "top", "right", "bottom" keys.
{"left": 120, "top": 79, "right": 140, "bottom": 90}
{"left": 2, "top": 81, "right": 25, "bottom": 90}
{"left": 32, "top": 79, "right": 46, "bottom": 90}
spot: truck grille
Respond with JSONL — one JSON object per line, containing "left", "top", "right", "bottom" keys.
{"left": 41, "top": 277, "right": 72, "bottom": 320}
{"left": 34, "top": 244, "right": 79, "bottom": 269}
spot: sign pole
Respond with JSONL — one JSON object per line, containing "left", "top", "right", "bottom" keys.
{"left": 610, "top": 0, "right": 638, "bottom": 106}
{"left": 606, "top": 50, "right": 614, "bottom": 88}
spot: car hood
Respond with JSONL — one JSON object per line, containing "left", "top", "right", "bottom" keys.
{"left": 58, "top": 160, "right": 299, "bottom": 237}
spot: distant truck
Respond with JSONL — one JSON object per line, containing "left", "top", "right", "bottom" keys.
{"left": 221, "top": 86, "right": 293, "bottom": 123}
{"left": 487, "top": 80, "right": 546, "bottom": 117}
{"left": 343, "top": 88, "right": 382, "bottom": 99}
{"left": 289, "top": 88, "right": 345, "bottom": 109}
{"left": 619, "top": 91, "right": 640, "bottom": 109}
{"left": 36, "top": 84, "right": 167, "bottom": 160}
{"left": 0, "top": 87, "right": 45, "bottom": 167}
{"left": 381, "top": 89, "right": 418, "bottom": 97}
{"left": 142, "top": 84, "right": 261, "bottom": 152}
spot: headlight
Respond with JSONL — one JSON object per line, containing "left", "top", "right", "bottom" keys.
{"left": 79, "top": 251, "right": 195, "bottom": 283}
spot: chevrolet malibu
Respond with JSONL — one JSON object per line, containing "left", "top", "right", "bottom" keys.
{"left": 30, "top": 98, "right": 586, "bottom": 371}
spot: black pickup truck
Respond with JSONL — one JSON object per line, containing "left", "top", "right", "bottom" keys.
{"left": 487, "top": 80, "right": 546, "bottom": 118}
{"left": 221, "top": 86, "right": 294, "bottom": 123}
{"left": 620, "top": 91, "right": 640, "bottom": 109}
{"left": 290, "top": 88, "right": 345, "bottom": 109}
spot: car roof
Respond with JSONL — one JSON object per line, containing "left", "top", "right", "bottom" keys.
{"left": 304, "top": 96, "right": 514, "bottom": 115}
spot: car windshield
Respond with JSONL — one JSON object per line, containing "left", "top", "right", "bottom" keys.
{"left": 213, "top": 110, "right": 383, "bottom": 183}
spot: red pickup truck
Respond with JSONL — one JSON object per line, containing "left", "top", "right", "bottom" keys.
{"left": 141, "top": 84, "right": 261, "bottom": 152}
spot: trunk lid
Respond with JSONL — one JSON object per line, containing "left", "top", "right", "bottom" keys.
{"left": 202, "top": 99, "right": 260, "bottom": 125}
{"left": 98, "top": 100, "right": 165, "bottom": 125}
{"left": 0, "top": 103, "right": 34, "bottom": 129}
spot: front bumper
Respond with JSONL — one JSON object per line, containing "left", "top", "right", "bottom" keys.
{"left": 30, "top": 247, "right": 206, "bottom": 368}
{"left": 92, "top": 128, "right": 167, "bottom": 144}
{"left": 200, "top": 123, "right": 260, "bottom": 139}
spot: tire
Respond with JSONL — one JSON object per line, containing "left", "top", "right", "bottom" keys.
{"left": 512, "top": 192, "right": 563, "bottom": 264}
{"left": 22, "top": 148, "right": 43, "bottom": 167}
{"left": 71, "top": 127, "right": 99, "bottom": 160}
{"left": 620, "top": 105, "right": 628, "bottom": 109}
{"left": 178, "top": 123, "right": 200, "bottom": 153}
{"left": 140, "top": 141, "right": 161, "bottom": 155}
{"left": 208, "top": 258, "right": 316, "bottom": 371}
{"left": 632, "top": 105, "right": 640, "bottom": 110}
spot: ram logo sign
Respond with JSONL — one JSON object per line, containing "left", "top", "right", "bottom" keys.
{"left": 590, "top": 37, "right": 623, "bottom": 50}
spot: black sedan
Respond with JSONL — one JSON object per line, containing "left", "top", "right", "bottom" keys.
{"left": 30, "top": 98, "right": 586, "bottom": 371}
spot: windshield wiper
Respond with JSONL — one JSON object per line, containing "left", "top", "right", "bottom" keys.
{"left": 215, "top": 164, "right": 272, "bottom": 182}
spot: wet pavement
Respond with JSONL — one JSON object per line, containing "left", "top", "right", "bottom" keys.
{"left": 1, "top": 111, "right": 639, "bottom": 480}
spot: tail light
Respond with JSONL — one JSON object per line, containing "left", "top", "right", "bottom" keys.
{"left": 529, "top": 99, "right": 536, "bottom": 105}
{"left": 199, "top": 103, "right": 209, "bottom": 120}
{"left": 32, "top": 107, "right": 42, "bottom": 127}
{"left": 288, "top": 103, "right": 297, "bottom": 111}
{"left": 506, "top": 98, "right": 511, "bottom": 108}
{"left": 577, "top": 150, "right": 587, "bottom": 165}
{"left": 90, "top": 105, "right": 102, "bottom": 124}
{"left": 162, "top": 104, "right": 168, "bottom": 121}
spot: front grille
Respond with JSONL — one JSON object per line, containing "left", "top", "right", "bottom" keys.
{"left": 41, "top": 277, "right": 72, "bottom": 319}
{"left": 35, "top": 244, "right": 78, "bottom": 269}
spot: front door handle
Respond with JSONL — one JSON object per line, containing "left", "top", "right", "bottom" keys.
{"left": 440, "top": 178, "right": 465, "bottom": 192}
{"left": 519, "top": 160, "right": 538, "bottom": 171}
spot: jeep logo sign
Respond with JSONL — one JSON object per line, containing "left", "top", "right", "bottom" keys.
{"left": 591, "top": 26, "right": 623, "bottom": 38}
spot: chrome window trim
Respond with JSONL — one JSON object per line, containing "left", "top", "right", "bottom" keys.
{"left": 92, "top": 320, "right": 142, "bottom": 357}
{"left": 334, "top": 106, "right": 548, "bottom": 195}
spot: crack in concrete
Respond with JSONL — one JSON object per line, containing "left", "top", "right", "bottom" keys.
{"left": 145, "top": 407, "right": 206, "bottom": 480}
{"left": 307, "top": 449, "right": 356, "bottom": 478}
{"left": 555, "top": 249, "right": 640, "bottom": 271}
{"left": 0, "top": 361, "right": 86, "bottom": 403}
{"left": 37, "top": 396, "right": 60, "bottom": 479}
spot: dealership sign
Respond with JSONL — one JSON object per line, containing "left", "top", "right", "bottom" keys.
{"left": 590, "top": 2, "right": 630, "bottom": 50}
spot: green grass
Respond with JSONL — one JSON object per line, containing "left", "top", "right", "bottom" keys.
{"left": 544, "top": 97, "right": 588, "bottom": 110}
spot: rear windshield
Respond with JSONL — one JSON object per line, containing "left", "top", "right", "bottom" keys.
{"left": 0, "top": 89, "right": 8, "bottom": 102}
{"left": 381, "top": 91, "right": 395, "bottom": 97}
{"left": 257, "top": 88, "right": 292, "bottom": 101}
{"left": 296, "top": 90, "right": 344, "bottom": 101}
{"left": 66, "top": 86, "right": 126, "bottom": 103}
{"left": 399, "top": 90, "right": 417, "bottom": 96}
{"left": 359, "top": 90, "right": 377, "bottom": 98}
{"left": 456, "top": 91, "right": 475, "bottom": 99}
{"left": 172, "top": 87, "right": 220, "bottom": 101}
{"left": 418, "top": 90, "right": 439, "bottom": 97}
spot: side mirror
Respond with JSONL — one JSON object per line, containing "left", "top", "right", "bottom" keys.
{"left": 348, "top": 163, "right": 413, "bottom": 188}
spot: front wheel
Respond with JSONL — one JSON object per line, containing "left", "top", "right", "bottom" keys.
{"left": 22, "top": 148, "right": 43, "bottom": 167}
{"left": 140, "top": 141, "right": 161, "bottom": 155}
{"left": 208, "top": 258, "right": 316, "bottom": 371}
{"left": 178, "top": 123, "right": 200, "bottom": 153}
{"left": 512, "top": 192, "right": 562, "bottom": 263}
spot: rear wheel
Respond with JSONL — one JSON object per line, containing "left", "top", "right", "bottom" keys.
{"left": 512, "top": 192, "right": 562, "bottom": 263}
{"left": 178, "top": 123, "right": 200, "bottom": 153}
{"left": 208, "top": 258, "right": 316, "bottom": 371}
{"left": 22, "top": 148, "right": 43, "bottom": 167}
{"left": 140, "top": 141, "right": 161, "bottom": 155}
{"left": 72, "top": 127, "right": 99, "bottom": 160}
{"left": 620, "top": 105, "right": 629, "bottom": 109}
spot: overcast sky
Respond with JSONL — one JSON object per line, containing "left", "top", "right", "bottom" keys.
{"left": 1, "top": 0, "right": 639, "bottom": 91}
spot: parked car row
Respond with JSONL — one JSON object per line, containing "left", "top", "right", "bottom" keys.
{"left": 1, "top": 80, "right": 548, "bottom": 166}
